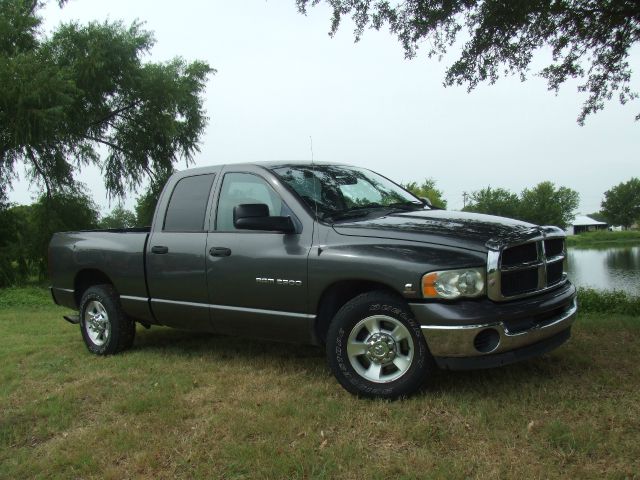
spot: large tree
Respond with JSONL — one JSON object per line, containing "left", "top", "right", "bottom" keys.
{"left": 297, "top": 0, "right": 640, "bottom": 124}
{"left": 518, "top": 181, "right": 580, "bottom": 229}
{"left": 0, "top": 0, "right": 214, "bottom": 199}
{"left": 601, "top": 177, "right": 640, "bottom": 228}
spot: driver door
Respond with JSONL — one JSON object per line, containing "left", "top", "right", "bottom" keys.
{"left": 205, "top": 169, "right": 313, "bottom": 343}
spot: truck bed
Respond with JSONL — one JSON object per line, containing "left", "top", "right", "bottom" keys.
{"left": 49, "top": 229, "right": 152, "bottom": 322}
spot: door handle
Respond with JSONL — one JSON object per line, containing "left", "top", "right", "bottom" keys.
{"left": 209, "top": 247, "right": 232, "bottom": 257}
{"left": 151, "top": 245, "right": 169, "bottom": 254}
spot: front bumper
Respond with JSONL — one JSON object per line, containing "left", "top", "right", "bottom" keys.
{"left": 409, "top": 282, "right": 577, "bottom": 369}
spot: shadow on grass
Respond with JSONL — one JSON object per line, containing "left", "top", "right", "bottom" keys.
{"left": 134, "top": 326, "right": 322, "bottom": 358}
{"left": 429, "top": 355, "right": 573, "bottom": 397}
{"left": 131, "top": 325, "right": 582, "bottom": 398}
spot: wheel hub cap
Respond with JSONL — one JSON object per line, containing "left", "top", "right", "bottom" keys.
{"left": 346, "top": 314, "right": 415, "bottom": 384}
{"left": 84, "top": 300, "right": 110, "bottom": 346}
{"left": 366, "top": 333, "right": 397, "bottom": 364}
{"left": 89, "top": 313, "right": 106, "bottom": 333}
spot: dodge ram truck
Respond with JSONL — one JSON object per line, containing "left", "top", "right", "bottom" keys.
{"left": 49, "top": 162, "right": 577, "bottom": 398}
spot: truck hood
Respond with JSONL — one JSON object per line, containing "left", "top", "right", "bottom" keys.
{"left": 332, "top": 210, "right": 564, "bottom": 251}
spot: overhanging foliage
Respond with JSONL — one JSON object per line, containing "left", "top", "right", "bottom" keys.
{"left": 0, "top": 0, "right": 214, "bottom": 199}
{"left": 297, "top": 0, "right": 640, "bottom": 124}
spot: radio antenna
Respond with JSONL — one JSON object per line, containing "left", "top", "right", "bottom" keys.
{"left": 310, "top": 135, "right": 319, "bottom": 221}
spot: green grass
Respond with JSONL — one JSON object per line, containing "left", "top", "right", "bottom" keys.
{"left": 1, "top": 288, "right": 639, "bottom": 478}
{"left": 566, "top": 230, "right": 640, "bottom": 248}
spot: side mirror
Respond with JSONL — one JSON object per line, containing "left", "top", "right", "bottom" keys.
{"left": 233, "top": 204, "right": 296, "bottom": 233}
{"left": 419, "top": 196, "right": 443, "bottom": 209}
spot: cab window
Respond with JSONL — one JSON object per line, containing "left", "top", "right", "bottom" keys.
{"left": 163, "top": 174, "right": 215, "bottom": 232}
{"left": 216, "top": 173, "right": 285, "bottom": 231}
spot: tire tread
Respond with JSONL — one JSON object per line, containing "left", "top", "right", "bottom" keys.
{"left": 326, "top": 290, "right": 434, "bottom": 399}
{"left": 79, "top": 284, "right": 135, "bottom": 355}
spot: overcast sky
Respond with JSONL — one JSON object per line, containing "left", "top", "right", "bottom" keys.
{"left": 8, "top": 0, "right": 639, "bottom": 214}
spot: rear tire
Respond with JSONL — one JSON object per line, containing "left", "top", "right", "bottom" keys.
{"left": 326, "top": 291, "right": 434, "bottom": 399}
{"left": 79, "top": 284, "right": 135, "bottom": 355}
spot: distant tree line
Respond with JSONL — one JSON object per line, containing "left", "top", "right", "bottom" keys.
{"left": 462, "top": 182, "right": 580, "bottom": 230}
{"left": 404, "top": 179, "right": 581, "bottom": 229}
{"left": 409, "top": 177, "right": 640, "bottom": 231}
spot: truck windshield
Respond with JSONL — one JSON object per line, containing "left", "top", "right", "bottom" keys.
{"left": 271, "top": 165, "right": 424, "bottom": 222}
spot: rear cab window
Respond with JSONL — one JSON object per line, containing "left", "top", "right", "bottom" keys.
{"left": 163, "top": 174, "right": 215, "bottom": 232}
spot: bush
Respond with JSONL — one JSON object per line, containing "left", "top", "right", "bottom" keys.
{"left": 0, "top": 287, "right": 53, "bottom": 309}
{"left": 577, "top": 288, "right": 640, "bottom": 316}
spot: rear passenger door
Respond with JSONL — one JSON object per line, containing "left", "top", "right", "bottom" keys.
{"left": 146, "top": 172, "right": 217, "bottom": 330}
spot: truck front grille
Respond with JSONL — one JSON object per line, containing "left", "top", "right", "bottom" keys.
{"left": 488, "top": 237, "right": 567, "bottom": 301}
{"left": 501, "top": 268, "right": 539, "bottom": 297}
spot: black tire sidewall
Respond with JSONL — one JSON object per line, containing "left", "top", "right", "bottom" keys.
{"left": 327, "top": 292, "right": 432, "bottom": 399}
{"left": 79, "top": 285, "right": 126, "bottom": 355}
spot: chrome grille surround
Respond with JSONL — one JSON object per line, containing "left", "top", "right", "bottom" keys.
{"left": 487, "top": 230, "right": 568, "bottom": 302}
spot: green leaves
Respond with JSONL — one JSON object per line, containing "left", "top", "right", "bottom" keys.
{"left": 402, "top": 178, "right": 447, "bottom": 208}
{"left": 99, "top": 205, "right": 137, "bottom": 229}
{"left": 601, "top": 178, "right": 640, "bottom": 228}
{"left": 0, "top": 0, "right": 214, "bottom": 199}
{"left": 0, "top": 187, "right": 100, "bottom": 284}
{"left": 463, "top": 186, "right": 521, "bottom": 220}
{"left": 519, "top": 182, "right": 580, "bottom": 229}
{"left": 464, "top": 182, "right": 580, "bottom": 229}
{"left": 298, "top": 0, "right": 640, "bottom": 124}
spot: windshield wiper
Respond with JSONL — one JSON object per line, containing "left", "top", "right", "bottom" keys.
{"left": 324, "top": 205, "right": 385, "bottom": 222}
{"left": 385, "top": 201, "right": 425, "bottom": 212}
{"left": 326, "top": 202, "right": 426, "bottom": 222}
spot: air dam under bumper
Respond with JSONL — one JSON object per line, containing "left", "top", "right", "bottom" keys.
{"left": 409, "top": 282, "right": 577, "bottom": 370}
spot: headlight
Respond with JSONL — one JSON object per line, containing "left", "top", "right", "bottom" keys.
{"left": 422, "top": 267, "right": 486, "bottom": 299}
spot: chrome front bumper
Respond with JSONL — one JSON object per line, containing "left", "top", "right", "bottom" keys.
{"left": 421, "top": 298, "right": 577, "bottom": 358}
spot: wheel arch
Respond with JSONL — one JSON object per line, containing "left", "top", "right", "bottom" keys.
{"left": 74, "top": 269, "right": 115, "bottom": 307}
{"left": 313, "top": 279, "right": 404, "bottom": 345}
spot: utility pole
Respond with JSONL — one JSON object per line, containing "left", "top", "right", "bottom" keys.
{"left": 462, "top": 191, "right": 469, "bottom": 208}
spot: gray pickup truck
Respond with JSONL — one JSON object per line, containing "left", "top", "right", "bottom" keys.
{"left": 49, "top": 162, "right": 577, "bottom": 398}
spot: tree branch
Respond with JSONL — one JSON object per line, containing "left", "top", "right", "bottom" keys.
{"left": 81, "top": 135, "right": 131, "bottom": 155}
{"left": 26, "top": 147, "right": 51, "bottom": 199}
{"left": 26, "top": 0, "right": 39, "bottom": 16}
{"left": 87, "top": 101, "right": 140, "bottom": 129}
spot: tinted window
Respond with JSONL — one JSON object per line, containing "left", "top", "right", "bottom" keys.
{"left": 164, "top": 174, "right": 215, "bottom": 232}
{"left": 216, "top": 173, "right": 283, "bottom": 231}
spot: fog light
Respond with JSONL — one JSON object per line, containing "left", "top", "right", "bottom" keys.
{"left": 473, "top": 329, "right": 500, "bottom": 353}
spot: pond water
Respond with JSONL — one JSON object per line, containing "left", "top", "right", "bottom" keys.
{"left": 566, "top": 246, "right": 640, "bottom": 296}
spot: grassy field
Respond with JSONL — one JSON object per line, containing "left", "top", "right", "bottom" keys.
{"left": 566, "top": 230, "right": 640, "bottom": 248}
{"left": 1, "top": 288, "right": 639, "bottom": 479}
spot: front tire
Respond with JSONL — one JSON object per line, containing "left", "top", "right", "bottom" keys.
{"left": 326, "top": 291, "right": 434, "bottom": 399}
{"left": 79, "top": 284, "right": 135, "bottom": 355}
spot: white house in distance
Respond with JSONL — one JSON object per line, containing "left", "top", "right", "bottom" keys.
{"left": 565, "top": 215, "right": 608, "bottom": 235}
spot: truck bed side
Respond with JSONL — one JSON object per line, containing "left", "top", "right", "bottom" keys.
{"left": 49, "top": 228, "right": 154, "bottom": 323}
